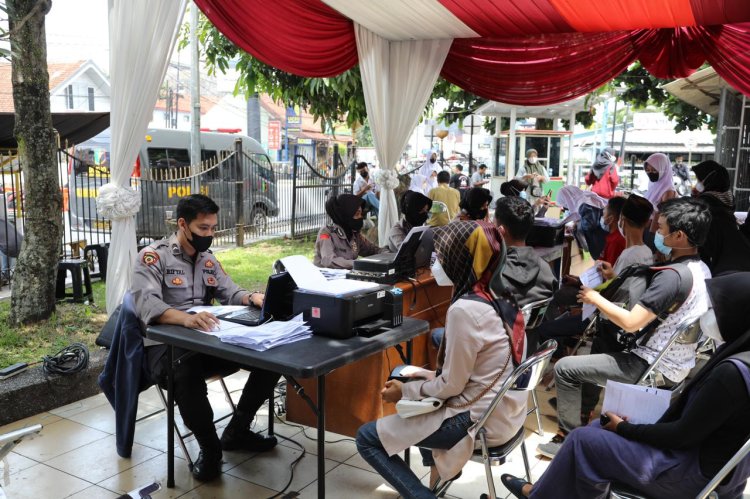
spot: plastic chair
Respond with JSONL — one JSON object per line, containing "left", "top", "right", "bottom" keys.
{"left": 520, "top": 298, "right": 553, "bottom": 436}
{"left": 432, "top": 339, "right": 558, "bottom": 499}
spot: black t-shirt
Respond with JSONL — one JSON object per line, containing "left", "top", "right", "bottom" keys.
{"left": 617, "top": 361, "right": 750, "bottom": 476}
{"left": 637, "top": 256, "right": 699, "bottom": 315}
{"left": 449, "top": 173, "right": 469, "bottom": 190}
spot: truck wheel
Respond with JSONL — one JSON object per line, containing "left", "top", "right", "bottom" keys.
{"left": 250, "top": 206, "right": 267, "bottom": 233}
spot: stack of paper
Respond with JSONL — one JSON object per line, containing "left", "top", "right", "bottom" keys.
{"left": 601, "top": 380, "right": 670, "bottom": 424}
{"left": 281, "top": 255, "right": 380, "bottom": 295}
{"left": 319, "top": 268, "right": 350, "bottom": 280}
{"left": 212, "top": 314, "right": 312, "bottom": 351}
{"left": 579, "top": 265, "right": 604, "bottom": 321}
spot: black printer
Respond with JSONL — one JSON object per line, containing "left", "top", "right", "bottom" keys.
{"left": 293, "top": 285, "right": 403, "bottom": 339}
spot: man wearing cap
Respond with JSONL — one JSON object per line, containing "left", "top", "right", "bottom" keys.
{"left": 516, "top": 149, "right": 549, "bottom": 205}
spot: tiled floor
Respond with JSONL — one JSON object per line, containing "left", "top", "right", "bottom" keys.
{"left": 0, "top": 370, "right": 561, "bottom": 499}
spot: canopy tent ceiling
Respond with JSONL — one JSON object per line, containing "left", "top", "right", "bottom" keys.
{"left": 195, "top": 0, "right": 750, "bottom": 104}
{"left": 476, "top": 93, "right": 594, "bottom": 119}
{"left": 662, "top": 67, "right": 734, "bottom": 117}
{"left": 0, "top": 112, "right": 109, "bottom": 149}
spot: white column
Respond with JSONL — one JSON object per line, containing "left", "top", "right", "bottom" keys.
{"left": 508, "top": 107, "right": 517, "bottom": 181}
{"left": 567, "top": 110, "right": 576, "bottom": 185}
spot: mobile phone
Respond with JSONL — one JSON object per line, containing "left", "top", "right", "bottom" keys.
{"left": 546, "top": 189, "right": 553, "bottom": 197}
{"left": 388, "top": 365, "right": 424, "bottom": 383}
{"left": 600, "top": 413, "right": 611, "bottom": 426}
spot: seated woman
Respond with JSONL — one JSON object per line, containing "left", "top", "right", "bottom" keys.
{"left": 356, "top": 220, "right": 527, "bottom": 499}
{"left": 313, "top": 194, "right": 384, "bottom": 269}
{"left": 500, "top": 179, "right": 550, "bottom": 216}
{"left": 388, "top": 190, "right": 432, "bottom": 252}
{"left": 456, "top": 187, "right": 493, "bottom": 221}
{"left": 503, "top": 272, "right": 750, "bottom": 499}
{"left": 692, "top": 160, "right": 750, "bottom": 276}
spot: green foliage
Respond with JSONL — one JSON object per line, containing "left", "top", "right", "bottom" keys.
{"left": 613, "top": 62, "right": 714, "bottom": 133}
{"left": 356, "top": 120, "right": 374, "bottom": 147}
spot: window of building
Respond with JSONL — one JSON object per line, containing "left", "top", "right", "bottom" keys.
{"left": 88, "top": 87, "right": 95, "bottom": 111}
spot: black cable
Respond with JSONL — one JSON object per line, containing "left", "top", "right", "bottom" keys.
{"left": 42, "top": 343, "right": 89, "bottom": 376}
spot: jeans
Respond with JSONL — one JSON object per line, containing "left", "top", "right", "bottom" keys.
{"left": 554, "top": 352, "right": 648, "bottom": 433}
{"left": 356, "top": 411, "right": 472, "bottom": 499}
{"left": 362, "top": 191, "right": 380, "bottom": 215}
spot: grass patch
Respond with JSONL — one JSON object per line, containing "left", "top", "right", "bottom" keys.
{"left": 0, "top": 236, "right": 316, "bottom": 368}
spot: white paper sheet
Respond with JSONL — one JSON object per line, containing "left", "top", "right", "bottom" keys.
{"left": 601, "top": 380, "right": 671, "bottom": 424}
{"left": 281, "top": 255, "right": 380, "bottom": 295}
{"left": 580, "top": 265, "right": 604, "bottom": 320}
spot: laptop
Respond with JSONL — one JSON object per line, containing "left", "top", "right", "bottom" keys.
{"left": 219, "top": 271, "right": 297, "bottom": 326}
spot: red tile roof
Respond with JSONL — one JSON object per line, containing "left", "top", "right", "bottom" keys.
{"left": 0, "top": 61, "right": 86, "bottom": 113}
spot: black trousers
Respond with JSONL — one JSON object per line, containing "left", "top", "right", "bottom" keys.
{"left": 146, "top": 344, "right": 281, "bottom": 453}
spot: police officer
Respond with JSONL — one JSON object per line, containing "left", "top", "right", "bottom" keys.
{"left": 131, "top": 194, "right": 280, "bottom": 482}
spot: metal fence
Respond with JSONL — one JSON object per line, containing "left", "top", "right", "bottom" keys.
{"left": 0, "top": 142, "right": 357, "bottom": 290}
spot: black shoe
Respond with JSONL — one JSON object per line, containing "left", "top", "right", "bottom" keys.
{"left": 501, "top": 473, "right": 531, "bottom": 499}
{"left": 192, "top": 451, "right": 222, "bottom": 482}
{"left": 221, "top": 426, "right": 278, "bottom": 452}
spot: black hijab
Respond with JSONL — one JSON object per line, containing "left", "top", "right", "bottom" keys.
{"left": 693, "top": 160, "right": 734, "bottom": 209}
{"left": 661, "top": 272, "right": 750, "bottom": 422}
{"left": 591, "top": 147, "right": 616, "bottom": 179}
{"left": 325, "top": 194, "right": 365, "bottom": 240}
{"left": 459, "top": 187, "right": 493, "bottom": 220}
{"left": 400, "top": 190, "right": 432, "bottom": 229}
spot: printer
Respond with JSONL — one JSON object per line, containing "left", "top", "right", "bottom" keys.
{"left": 348, "top": 227, "right": 433, "bottom": 284}
{"left": 293, "top": 285, "right": 403, "bottom": 339}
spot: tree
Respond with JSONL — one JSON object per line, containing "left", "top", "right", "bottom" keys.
{"left": 7, "top": 0, "right": 61, "bottom": 324}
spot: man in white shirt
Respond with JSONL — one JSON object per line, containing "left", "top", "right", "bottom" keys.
{"left": 353, "top": 162, "right": 380, "bottom": 216}
{"left": 471, "top": 164, "right": 490, "bottom": 188}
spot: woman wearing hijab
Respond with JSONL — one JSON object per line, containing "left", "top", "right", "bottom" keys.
{"left": 502, "top": 272, "right": 750, "bottom": 499}
{"left": 419, "top": 150, "right": 439, "bottom": 178}
{"left": 388, "top": 190, "right": 432, "bottom": 252}
{"left": 314, "top": 194, "right": 384, "bottom": 269}
{"left": 457, "top": 187, "right": 493, "bottom": 221}
{"left": 356, "top": 220, "right": 527, "bottom": 498}
{"left": 643, "top": 153, "right": 677, "bottom": 233}
{"left": 408, "top": 172, "right": 429, "bottom": 196}
{"left": 585, "top": 147, "right": 619, "bottom": 199}
{"left": 516, "top": 149, "right": 549, "bottom": 205}
{"left": 691, "top": 160, "right": 750, "bottom": 275}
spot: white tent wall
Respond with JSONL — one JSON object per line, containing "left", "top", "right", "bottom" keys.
{"left": 99, "top": 0, "right": 187, "bottom": 314}
{"left": 355, "top": 25, "right": 451, "bottom": 246}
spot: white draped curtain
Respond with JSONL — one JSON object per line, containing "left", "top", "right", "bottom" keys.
{"left": 100, "top": 0, "right": 187, "bottom": 313}
{"left": 354, "top": 25, "right": 452, "bottom": 246}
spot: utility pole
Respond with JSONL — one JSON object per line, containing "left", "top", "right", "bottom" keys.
{"left": 189, "top": 1, "right": 201, "bottom": 191}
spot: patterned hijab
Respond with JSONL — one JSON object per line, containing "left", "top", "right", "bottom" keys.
{"left": 433, "top": 220, "right": 506, "bottom": 304}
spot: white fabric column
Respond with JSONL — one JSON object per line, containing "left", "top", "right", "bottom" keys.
{"left": 355, "top": 25, "right": 451, "bottom": 246}
{"left": 99, "top": 0, "right": 187, "bottom": 314}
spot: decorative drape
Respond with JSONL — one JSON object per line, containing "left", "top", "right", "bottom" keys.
{"left": 354, "top": 25, "right": 451, "bottom": 246}
{"left": 101, "top": 0, "right": 186, "bottom": 314}
{"left": 442, "top": 23, "right": 750, "bottom": 105}
{"left": 194, "top": 0, "right": 356, "bottom": 77}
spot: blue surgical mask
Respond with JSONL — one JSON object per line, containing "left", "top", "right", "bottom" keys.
{"left": 654, "top": 232, "right": 672, "bottom": 256}
{"left": 520, "top": 191, "right": 528, "bottom": 200}
{"left": 599, "top": 216, "right": 610, "bottom": 232}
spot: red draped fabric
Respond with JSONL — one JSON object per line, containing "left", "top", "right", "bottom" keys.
{"left": 194, "top": 0, "right": 357, "bottom": 77}
{"left": 442, "top": 24, "right": 750, "bottom": 104}
{"left": 437, "top": 0, "right": 573, "bottom": 37}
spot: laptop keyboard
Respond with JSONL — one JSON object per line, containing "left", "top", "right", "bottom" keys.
{"left": 227, "top": 307, "right": 262, "bottom": 323}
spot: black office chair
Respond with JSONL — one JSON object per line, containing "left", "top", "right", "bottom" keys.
{"left": 432, "top": 340, "right": 558, "bottom": 499}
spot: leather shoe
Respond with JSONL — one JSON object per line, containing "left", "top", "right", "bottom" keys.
{"left": 221, "top": 427, "right": 277, "bottom": 452}
{"left": 192, "top": 451, "right": 222, "bottom": 482}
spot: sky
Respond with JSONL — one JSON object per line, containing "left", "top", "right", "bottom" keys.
{"left": 44, "top": 0, "right": 110, "bottom": 70}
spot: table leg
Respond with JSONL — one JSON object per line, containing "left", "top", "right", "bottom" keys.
{"left": 167, "top": 345, "right": 175, "bottom": 488}
{"left": 404, "top": 340, "right": 413, "bottom": 466}
{"left": 317, "top": 375, "right": 326, "bottom": 498}
{"left": 268, "top": 388, "right": 275, "bottom": 436}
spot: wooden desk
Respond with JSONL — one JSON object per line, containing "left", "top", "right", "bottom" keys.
{"left": 285, "top": 271, "right": 452, "bottom": 436}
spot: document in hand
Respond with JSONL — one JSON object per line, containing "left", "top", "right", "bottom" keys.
{"left": 601, "top": 380, "right": 671, "bottom": 424}
{"left": 580, "top": 265, "right": 604, "bottom": 321}
{"left": 281, "top": 255, "right": 380, "bottom": 295}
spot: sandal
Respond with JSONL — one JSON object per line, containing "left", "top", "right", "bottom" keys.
{"left": 501, "top": 473, "right": 531, "bottom": 499}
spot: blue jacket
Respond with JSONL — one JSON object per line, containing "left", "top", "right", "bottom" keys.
{"left": 98, "top": 292, "right": 152, "bottom": 457}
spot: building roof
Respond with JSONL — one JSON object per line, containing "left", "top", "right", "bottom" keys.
{"left": 259, "top": 94, "right": 350, "bottom": 142}
{"left": 0, "top": 61, "right": 109, "bottom": 113}
{"left": 476, "top": 94, "right": 595, "bottom": 119}
{"left": 153, "top": 93, "right": 217, "bottom": 114}
{"left": 661, "top": 67, "right": 736, "bottom": 118}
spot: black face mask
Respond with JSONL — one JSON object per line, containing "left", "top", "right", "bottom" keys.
{"left": 360, "top": 171, "right": 368, "bottom": 179}
{"left": 184, "top": 227, "right": 213, "bottom": 253}
{"left": 350, "top": 218, "right": 364, "bottom": 232}
{"left": 473, "top": 209, "right": 488, "bottom": 220}
{"left": 406, "top": 211, "right": 429, "bottom": 227}
{"left": 647, "top": 171, "right": 660, "bottom": 182}
{"left": 430, "top": 158, "right": 436, "bottom": 163}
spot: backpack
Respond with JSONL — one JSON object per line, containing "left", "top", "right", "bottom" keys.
{"left": 596, "top": 262, "right": 693, "bottom": 350}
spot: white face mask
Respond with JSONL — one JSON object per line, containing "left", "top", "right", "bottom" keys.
{"left": 700, "top": 308, "right": 723, "bottom": 343}
{"left": 695, "top": 181, "right": 705, "bottom": 193}
{"left": 431, "top": 259, "right": 454, "bottom": 287}
{"left": 528, "top": 157, "right": 537, "bottom": 164}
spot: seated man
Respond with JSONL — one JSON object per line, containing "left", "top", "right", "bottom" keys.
{"left": 537, "top": 197, "right": 712, "bottom": 458}
{"left": 353, "top": 162, "right": 380, "bottom": 216}
{"left": 131, "top": 194, "right": 280, "bottom": 482}
{"left": 427, "top": 171, "right": 461, "bottom": 227}
{"left": 457, "top": 187, "right": 493, "bottom": 221}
